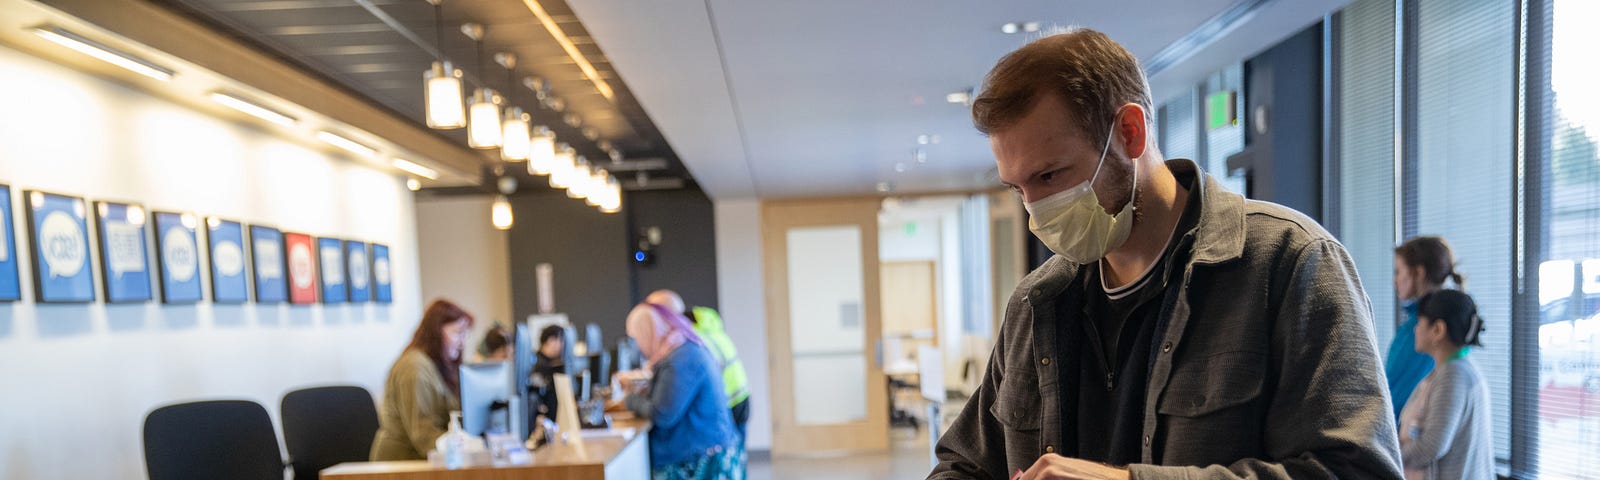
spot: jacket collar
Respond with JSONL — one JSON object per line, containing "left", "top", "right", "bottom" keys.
{"left": 1020, "top": 158, "right": 1247, "bottom": 303}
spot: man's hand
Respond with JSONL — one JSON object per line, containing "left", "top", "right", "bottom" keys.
{"left": 1014, "top": 454, "right": 1130, "bottom": 480}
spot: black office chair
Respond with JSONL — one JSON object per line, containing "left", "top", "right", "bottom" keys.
{"left": 281, "top": 385, "right": 380, "bottom": 480}
{"left": 142, "top": 400, "right": 285, "bottom": 480}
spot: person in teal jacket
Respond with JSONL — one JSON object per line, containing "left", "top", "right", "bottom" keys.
{"left": 1388, "top": 236, "right": 1464, "bottom": 420}
{"left": 647, "top": 290, "right": 751, "bottom": 442}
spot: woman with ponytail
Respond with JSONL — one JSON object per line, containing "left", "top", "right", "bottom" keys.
{"left": 1388, "top": 236, "right": 1463, "bottom": 419}
{"left": 1398, "top": 289, "right": 1493, "bottom": 479}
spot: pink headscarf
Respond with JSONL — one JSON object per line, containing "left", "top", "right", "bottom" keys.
{"left": 628, "top": 302, "right": 704, "bottom": 363}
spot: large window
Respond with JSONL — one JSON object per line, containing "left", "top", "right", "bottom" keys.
{"left": 1412, "top": 0, "right": 1517, "bottom": 461}
{"left": 1337, "top": 0, "right": 1399, "bottom": 350}
{"left": 1532, "top": 0, "right": 1600, "bottom": 476}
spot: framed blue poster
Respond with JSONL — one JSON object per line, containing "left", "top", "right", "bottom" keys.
{"left": 94, "top": 201, "right": 153, "bottom": 303}
{"left": 152, "top": 212, "right": 203, "bottom": 304}
{"left": 0, "top": 184, "right": 21, "bottom": 302}
{"left": 317, "top": 237, "right": 346, "bottom": 304}
{"left": 207, "top": 218, "right": 249, "bottom": 303}
{"left": 345, "top": 240, "right": 370, "bottom": 302}
{"left": 25, "top": 191, "right": 94, "bottom": 303}
{"left": 249, "top": 225, "right": 287, "bottom": 304}
{"left": 371, "top": 243, "right": 391, "bottom": 303}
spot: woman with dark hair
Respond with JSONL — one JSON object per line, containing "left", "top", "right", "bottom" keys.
{"left": 1399, "top": 289, "right": 1492, "bottom": 479}
{"left": 621, "top": 302, "right": 742, "bottom": 479}
{"left": 1388, "top": 236, "right": 1465, "bottom": 420}
{"left": 370, "top": 299, "right": 476, "bottom": 461}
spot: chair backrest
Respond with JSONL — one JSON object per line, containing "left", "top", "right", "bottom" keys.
{"left": 281, "top": 385, "right": 380, "bottom": 480}
{"left": 143, "top": 400, "right": 284, "bottom": 480}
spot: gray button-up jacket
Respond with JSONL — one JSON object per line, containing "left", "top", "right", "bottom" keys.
{"left": 929, "top": 160, "right": 1405, "bottom": 480}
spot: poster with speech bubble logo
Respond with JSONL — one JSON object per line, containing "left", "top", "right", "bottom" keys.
{"left": 316, "top": 236, "right": 346, "bottom": 304}
{"left": 284, "top": 232, "right": 318, "bottom": 305}
{"left": 26, "top": 191, "right": 94, "bottom": 303}
{"left": 249, "top": 225, "right": 287, "bottom": 304}
{"left": 345, "top": 240, "right": 370, "bottom": 303}
{"left": 94, "top": 201, "right": 153, "bottom": 303}
{"left": 371, "top": 243, "right": 392, "bottom": 304}
{"left": 0, "top": 185, "right": 20, "bottom": 302}
{"left": 153, "top": 212, "right": 203, "bottom": 304}
{"left": 208, "top": 218, "right": 249, "bottom": 304}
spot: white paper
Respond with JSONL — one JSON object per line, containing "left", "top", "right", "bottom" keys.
{"left": 320, "top": 245, "right": 343, "bottom": 285}
{"left": 40, "top": 212, "right": 86, "bottom": 278}
{"left": 213, "top": 241, "right": 244, "bottom": 277}
{"left": 254, "top": 239, "right": 282, "bottom": 279}
{"left": 162, "top": 228, "right": 197, "bottom": 282}
{"left": 105, "top": 223, "right": 146, "bottom": 277}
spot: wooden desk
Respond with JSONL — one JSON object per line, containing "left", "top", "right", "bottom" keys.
{"left": 321, "top": 420, "right": 650, "bottom": 480}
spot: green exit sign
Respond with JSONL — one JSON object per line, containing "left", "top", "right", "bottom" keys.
{"left": 1206, "top": 91, "right": 1238, "bottom": 130}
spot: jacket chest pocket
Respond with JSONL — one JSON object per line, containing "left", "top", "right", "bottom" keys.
{"left": 991, "top": 383, "right": 1043, "bottom": 471}
{"left": 1158, "top": 350, "right": 1266, "bottom": 417}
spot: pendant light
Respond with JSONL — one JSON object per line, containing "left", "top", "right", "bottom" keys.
{"left": 422, "top": 0, "right": 464, "bottom": 129}
{"left": 599, "top": 177, "right": 622, "bottom": 213}
{"left": 528, "top": 126, "right": 556, "bottom": 175}
{"left": 491, "top": 195, "right": 513, "bottom": 229}
{"left": 495, "top": 53, "right": 530, "bottom": 161}
{"left": 548, "top": 144, "right": 576, "bottom": 188}
{"left": 559, "top": 156, "right": 590, "bottom": 194}
{"left": 462, "top": 23, "right": 502, "bottom": 149}
{"left": 585, "top": 169, "right": 610, "bottom": 206}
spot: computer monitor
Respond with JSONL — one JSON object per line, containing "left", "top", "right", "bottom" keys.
{"left": 459, "top": 361, "right": 517, "bottom": 437}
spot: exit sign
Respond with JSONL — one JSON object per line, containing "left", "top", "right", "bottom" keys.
{"left": 1206, "top": 91, "right": 1238, "bottom": 130}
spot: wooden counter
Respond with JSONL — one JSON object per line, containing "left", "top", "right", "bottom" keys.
{"left": 321, "top": 419, "right": 650, "bottom": 480}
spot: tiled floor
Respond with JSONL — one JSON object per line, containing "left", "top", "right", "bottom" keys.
{"left": 747, "top": 427, "right": 936, "bottom": 480}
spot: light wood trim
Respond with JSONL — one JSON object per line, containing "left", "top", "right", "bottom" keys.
{"left": 321, "top": 461, "right": 601, "bottom": 480}
{"left": 24, "top": 0, "right": 485, "bottom": 183}
{"left": 880, "top": 260, "right": 938, "bottom": 349}
{"left": 761, "top": 197, "right": 889, "bottom": 455}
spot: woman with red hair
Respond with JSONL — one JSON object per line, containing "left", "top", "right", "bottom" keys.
{"left": 370, "top": 299, "right": 476, "bottom": 460}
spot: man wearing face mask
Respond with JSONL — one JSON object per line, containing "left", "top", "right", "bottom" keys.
{"left": 928, "top": 29, "right": 1402, "bottom": 480}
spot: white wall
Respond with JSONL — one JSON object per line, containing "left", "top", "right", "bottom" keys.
{"left": 0, "top": 45, "right": 423, "bottom": 479}
{"left": 414, "top": 195, "right": 512, "bottom": 352}
{"left": 711, "top": 199, "right": 772, "bottom": 450}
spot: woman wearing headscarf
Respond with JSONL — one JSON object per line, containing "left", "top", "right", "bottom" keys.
{"left": 622, "top": 302, "right": 743, "bottom": 479}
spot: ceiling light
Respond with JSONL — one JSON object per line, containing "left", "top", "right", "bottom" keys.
{"left": 501, "top": 107, "right": 531, "bottom": 160}
{"left": 392, "top": 158, "right": 440, "bottom": 180}
{"left": 209, "top": 91, "right": 296, "bottom": 127}
{"left": 599, "top": 177, "right": 622, "bottom": 213}
{"left": 894, "top": 162, "right": 909, "bottom": 173}
{"left": 946, "top": 90, "right": 971, "bottom": 105}
{"left": 562, "top": 157, "right": 591, "bottom": 196}
{"left": 424, "top": 61, "right": 466, "bottom": 129}
{"left": 528, "top": 127, "right": 556, "bottom": 175}
{"left": 548, "top": 145, "right": 577, "bottom": 189}
{"left": 406, "top": 178, "right": 422, "bottom": 191}
{"left": 1023, "top": 22, "right": 1042, "bottom": 33}
{"left": 584, "top": 169, "right": 610, "bottom": 206}
{"left": 1000, "top": 22, "right": 1020, "bottom": 34}
{"left": 467, "top": 88, "right": 502, "bottom": 149}
{"left": 491, "top": 194, "right": 513, "bottom": 230}
{"left": 519, "top": 0, "right": 615, "bottom": 101}
{"left": 32, "top": 25, "right": 175, "bottom": 81}
{"left": 316, "top": 131, "right": 377, "bottom": 158}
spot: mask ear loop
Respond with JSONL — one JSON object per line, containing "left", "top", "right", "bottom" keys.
{"left": 1087, "top": 106, "right": 1139, "bottom": 215}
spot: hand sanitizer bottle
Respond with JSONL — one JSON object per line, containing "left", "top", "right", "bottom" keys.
{"left": 435, "top": 411, "right": 468, "bottom": 469}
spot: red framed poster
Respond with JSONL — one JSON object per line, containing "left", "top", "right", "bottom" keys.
{"left": 283, "top": 232, "right": 318, "bottom": 305}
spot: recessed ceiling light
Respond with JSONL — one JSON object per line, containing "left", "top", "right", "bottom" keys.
{"left": 405, "top": 178, "right": 422, "bottom": 191}
{"left": 946, "top": 90, "right": 972, "bottom": 105}
{"left": 392, "top": 158, "right": 440, "bottom": 180}
{"left": 894, "top": 162, "right": 909, "bottom": 173}
{"left": 917, "top": 135, "right": 930, "bottom": 145}
{"left": 316, "top": 131, "right": 378, "bottom": 159}
{"left": 1000, "top": 22, "right": 1043, "bottom": 34}
{"left": 32, "top": 25, "right": 175, "bottom": 81}
{"left": 209, "top": 91, "right": 296, "bottom": 127}
{"left": 1001, "top": 22, "right": 1020, "bottom": 34}
{"left": 1023, "top": 22, "right": 1042, "bottom": 33}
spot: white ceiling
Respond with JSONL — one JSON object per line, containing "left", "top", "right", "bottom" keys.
{"left": 568, "top": 0, "right": 1349, "bottom": 200}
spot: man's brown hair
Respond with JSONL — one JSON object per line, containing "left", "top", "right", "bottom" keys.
{"left": 972, "top": 28, "right": 1154, "bottom": 144}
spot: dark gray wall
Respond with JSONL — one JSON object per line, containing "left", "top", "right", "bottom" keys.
{"left": 506, "top": 187, "right": 719, "bottom": 343}
{"left": 1236, "top": 22, "right": 1325, "bottom": 221}
{"left": 628, "top": 189, "right": 720, "bottom": 312}
{"left": 507, "top": 190, "right": 632, "bottom": 338}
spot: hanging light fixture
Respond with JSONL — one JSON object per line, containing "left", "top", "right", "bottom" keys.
{"left": 561, "top": 156, "right": 590, "bottom": 195}
{"left": 585, "top": 169, "right": 610, "bottom": 206}
{"left": 491, "top": 195, "right": 513, "bottom": 230}
{"left": 421, "top": 0, "right": 465, "bottom": 129}
{"left": 462, "top": 23, "right": 502, "bottom": 149}
{"left": 495, "top": 53, "right": 530, "bottom": 161}
{"left": 548, "top": 144, "right": 576, "bottom": 189}
{"left": 528, "top": 126, "right": 556, "bottom": 175}
{"left": 599, "top": 177, "right": 622, "bottom": 214}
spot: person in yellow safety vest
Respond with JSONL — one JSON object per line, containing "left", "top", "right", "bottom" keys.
{"left": 646, "top": 290, "right": 751, "bottom": 442}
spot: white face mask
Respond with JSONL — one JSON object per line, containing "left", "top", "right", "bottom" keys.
{"left": 1024, "top": 119, "right": 1137, "bottom": 264}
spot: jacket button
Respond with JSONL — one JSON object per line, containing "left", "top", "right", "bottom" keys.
{"left": 1162, "top": 342, "right": 1173, "bottom": 353}
{"left": 1143, "top": 435, "right": 1151, "bottom": 447}
{"left": 1030, "top": 288, "right": 1041, "bottom": 297}
{"left": 1045, "top": 445, "right": 1054, "bottom": 453}
{"left": 1040, "top": 357, "right": 1050, "bottom": 366}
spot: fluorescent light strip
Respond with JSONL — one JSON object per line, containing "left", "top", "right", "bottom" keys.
{"left": 31, "top": 25, "right": 175, "bottom": 82}
{"left": 1143, "top": 0, "right": 1271, "bottom": 76}
{"left": 316, "top": 131, "right": 378, "bottom": 158}
{"left": 209, "top": 92, "right": 297, "bottom": 127}
{"left": 392, "top": 158, "right": 440, "bottom": 180}
{"left": 519, "top": 0, "right": 616, "bottom": 101}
